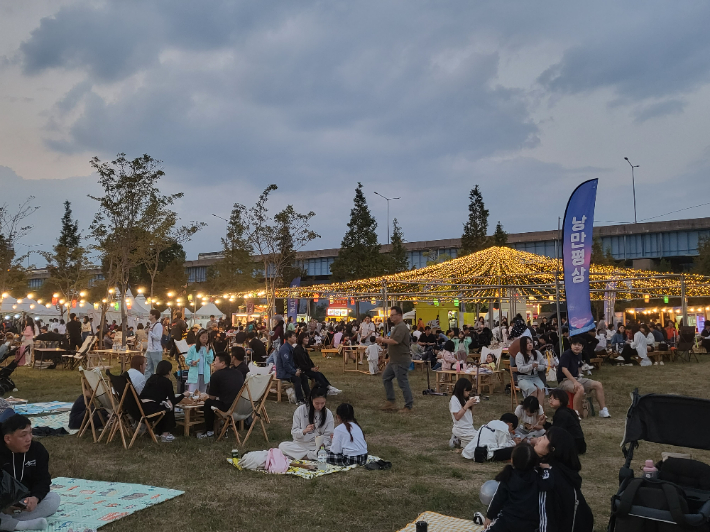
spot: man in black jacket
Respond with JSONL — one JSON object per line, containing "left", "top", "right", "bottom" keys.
{"left": 66, "top": 313, "right": 83, "bottom": 350}
{"left": 199, "top": 353, "right": 244, "bottom": 438}
{"left": 0, "top": 415, "right": 60, "bottom": 530}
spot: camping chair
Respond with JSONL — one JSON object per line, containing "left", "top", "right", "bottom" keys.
{"left": 77, "top": 367, "right": 111, "bottom": 443}
{"left": 64, "top": 335, "right": 96, "bottom": 370}
{"left": 214, "top": 373, "right": 273, "bottom": 446}
{"left": 120, "top": 382, "right": 165, "bottom": 448}
{"left": 675, "top": 326, "right": 699, "bottom": 363}
{"left": 608, "top": 389, "right": 710, "bottom": 531}
{"left": 104, "top": 371, "right": 136, "bottom": 449}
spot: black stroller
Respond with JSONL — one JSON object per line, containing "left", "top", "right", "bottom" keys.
{"left": 608, "top": 389, "right": 710, "bottom": 531}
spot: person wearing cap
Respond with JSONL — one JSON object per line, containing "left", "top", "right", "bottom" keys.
{"left": 556, "top": 335, "right": 610, "bottom": 418}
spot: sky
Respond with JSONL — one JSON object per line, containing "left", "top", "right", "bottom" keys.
{"left": 2, "top": 1, "right": 710, "bottom": 265}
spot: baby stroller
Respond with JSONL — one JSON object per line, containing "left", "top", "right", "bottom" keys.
{"left": 608, "top": 389, "right": 710, "bottom": 531}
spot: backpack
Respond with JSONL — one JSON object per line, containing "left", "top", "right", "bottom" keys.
{"left": 266, "top": 448, "right": 290, "bottom": 474}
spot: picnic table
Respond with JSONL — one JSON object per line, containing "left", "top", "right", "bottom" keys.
{"left": 175, "top": 403, "right": 204, "bottom": 436}
{"left": 33, "top": 347, "right": 65, "bottom": 370}
{"left": 90, "top": 349, "right": 141, "bottom": 370}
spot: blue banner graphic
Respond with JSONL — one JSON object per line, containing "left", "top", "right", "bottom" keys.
{"left": 287, "top": 277, "right": 301, "bottom": 324}
{"left": 562, "top": 179, "right": 598, "bottom": 336}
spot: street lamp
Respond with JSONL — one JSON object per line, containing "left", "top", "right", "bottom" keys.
{"left": 373, "top": 192, "right": 401, "bottom": 245}
{"left": 624, "top": 157, "right": 640, "bottom": 224}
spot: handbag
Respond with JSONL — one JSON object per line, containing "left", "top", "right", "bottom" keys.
{"left": 473, "top": 424, "right": 495, "bottom": 463}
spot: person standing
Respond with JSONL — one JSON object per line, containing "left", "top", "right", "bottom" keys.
{"left": 206, "top": 315, "right": 218, "bottom": 331}
{"left": 81, "top": 316, "right": 92, "bottom": 342}
{"left": 169, "top": 312, "right": 187, "bottom": 359}
{"left": 66, "top": 313, "right": 83, "bottom": 350}
{"left": 145, "top": 309, "right": 163, "bottom": 379}
{"left": 377, "top": 306, "right": 413, "bottom": 413}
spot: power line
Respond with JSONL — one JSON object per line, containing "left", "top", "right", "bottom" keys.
{"left": 639, "top": 201, "right": 710, "bottom": 223}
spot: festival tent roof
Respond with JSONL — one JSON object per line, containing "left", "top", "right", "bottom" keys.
{"left": 161, "top": 307, "right": 193, "bottom": 317}
{"left": 195, "top": 303, "right": 225, "bottom": 318}
{"left": 263, "top": 246, "right": 710, "bottom": 303}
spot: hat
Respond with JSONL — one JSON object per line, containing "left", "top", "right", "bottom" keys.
{"left": 191, "top": 324, "right": 200, "bottom": 330}
{"left": 569, "top": 335, "right": 584, "bottom": 345}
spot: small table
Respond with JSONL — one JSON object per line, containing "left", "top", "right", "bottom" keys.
{"left": 90, "top": 349, "right": 141, "bottom": 370}
{"left": 176, "top": 403, "right": 205, "bottom": 436}
{"left": 33, "top": 348, "right": 66, "bottom": 370}
{"left": 342, "top": 346, "right": 369, "bottom": 374}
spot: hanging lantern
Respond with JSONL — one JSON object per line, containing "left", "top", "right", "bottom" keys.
{"left": 371, "top": 299, "right": 376, "bottom": 305}
{"left": 644, "top": 294, "right": 650, "bottom": 303}
{"left": 71, "top": 299, "right": 77, "bottom": 308}
{"left": 454, "top": 298, "right": 459, "bottom": 306}
{"left": 51, "top": 296, "right": 59, "bottom": 306}
{"left": 126, "top": 299, "right": 132, "bottom": 309}
{"left": 329, "top": 297, "right": 333, "bottom": 304}
{"left": 350, "top": 298, "right": 355, "bottom": 305}
{"left": 663, "top": 296, "right": 669, "bottom": 304}
{"left": 113, "top": 302, "right": 120, "bottom": 311}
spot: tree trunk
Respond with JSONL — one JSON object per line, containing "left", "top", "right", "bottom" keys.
{"left": 120, "top": 279, "right": 128, "bottom": 347}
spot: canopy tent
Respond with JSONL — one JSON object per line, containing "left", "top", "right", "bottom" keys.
{"left": 257, "top": 247, "right": 710, "bottom": 304}
{"left": 161, "top": 307, "right": 193, "bottom": 318}
{"left": 195, "top": 303, "right": 225, "bottom": 318}
{"left": 1, "top": 297, "right": 63, "bottom": 318}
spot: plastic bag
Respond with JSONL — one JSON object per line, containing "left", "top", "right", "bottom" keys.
{"left": 0, "top": 470, "right": 29, "bottom": 510}
{"left": 265, "top": 448, "right": 290, "bottom": 474}
{"left": 238, "top": 450, "right": 269, "bottom": 470}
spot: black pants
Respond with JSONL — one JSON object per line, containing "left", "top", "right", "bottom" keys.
{"left": 620, "top": 344, "right": 635, "bottom": 363}
{"left": 491, "top": 447, "right": 514, "bottom": 461}
{"left": 300, "top": 370, "right": 330, "bottom": 398}
{"left": 142, "top": 402, "right": 176, "bottom": 435}
{"left": 203, "top": 399, "right": 230, "bottom": 432}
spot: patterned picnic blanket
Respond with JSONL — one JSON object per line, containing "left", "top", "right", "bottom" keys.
{"left": 14, "top": 401, "right": 74, "bottom": 416}
{"left": 47, "top": 477, "right": 184, "bottom": 531}
{"left": 31, "top": 412, "right": 77, "bottom": 435}
{"left": 397, "top": 511, "right": 484, "bottom": 532}
{"left": 227, "top": 454, "right": 383, "bottom": 480}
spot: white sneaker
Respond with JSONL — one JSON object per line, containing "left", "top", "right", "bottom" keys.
{"left": 197, "top": 431, "right": 214, "bottom": 439}
{"left": 327, "top": 386, "right": 341, "bottom": 395}
{"left": 660, "top": 361, "right": 664, "bottom": 365}
{"left": 161, "top": 434, "right": 175, "bottom": 443}
{"left": 581, "top": 363, "right": 591, "bottom": 371}
{"left": 653, "top": 361, "right": 658, "bottom": 365}
{"left": 586, "top": 370, "right": 593, "bottom": 376}
{"left": 449, "top": 434, "right": 461, "bottom": 449}
{"left": 615, "top": 356, "right": 625, "bottom": 362}
{"left": 599, "top": 407, "right": 611, "bottom": 418}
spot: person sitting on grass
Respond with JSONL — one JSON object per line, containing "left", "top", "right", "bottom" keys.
{"left": 279, "top": 386, "right": 334, "bottom": 460}
{"left": 449, "top": 377, "right": 477, "bottom": 449}
{"left": 483, "top": 443, "right": 547, "bottom": 532}
{"left": 0, "top": 414, "right": 61, "bottom": 531}
{"left": 139, "top": 360, "right": 184, "bottom": 443}
{"left": 556, "top": 336, "right": 610, "bottom": 418}
{"left": 514, "top": 396, "right": 546, "bottom": 440}
{"left": 541, "top": 388, "right": 586, "bottom": 455}
{"left": 199, "top": 353, "right": 244, "bottom": 439}
{"left": 462, "top": 413, "right": 521, "bottom": 462}
{"left": 327, "top": 403, "right": 368, "bottom": 466}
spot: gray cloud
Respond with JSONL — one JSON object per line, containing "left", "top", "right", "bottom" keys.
{"left": 633, "top": 99, "right": 686, "bottom": 124}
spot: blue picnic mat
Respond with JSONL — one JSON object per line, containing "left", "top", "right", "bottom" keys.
{"left": 47, "top": 477, "right": 184, "bottom": 531}
{"left": 31, "top": 412, "right": 77, "bottom": 435}
{"left": 14, "top": 402, "right": 74, "bottom": 415}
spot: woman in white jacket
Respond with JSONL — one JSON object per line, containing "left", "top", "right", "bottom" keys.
{"left": 515, "top": 336, "right": 547, "bottom": 403}
{"left": 631, "top": 324, "right": 652, "bottom": 366}
{"left": 279, "top": 386, "right": 334, "bottom": 460}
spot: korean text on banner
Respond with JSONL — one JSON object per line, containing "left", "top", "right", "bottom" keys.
{"left": 562, "top": 179, "right": 598, "bottom": 336}
{"left": 287, "top": 277, "right": 301, "bottom": 324}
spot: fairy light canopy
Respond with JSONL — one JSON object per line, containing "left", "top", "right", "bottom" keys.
{"left": 233, "top": 247, "right": 710, "bottom": 304}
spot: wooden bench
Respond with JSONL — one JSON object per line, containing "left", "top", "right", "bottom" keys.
{"left": 268, "top": 378, "right": 291, "bottom": 402}
{"left": 320, "top": 348, "right": 340, "bottom": 359}
{"left": 411, "top": 359, "right": 428, "bottom": 372}
{"left": 590, "top": 357, "right": 604, "bottom": 370}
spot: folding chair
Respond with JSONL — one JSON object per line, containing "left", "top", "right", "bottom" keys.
{"left": 104, "top": 371, "right": 136, "bottom": 449}
{"left": 508, "top": 361, "right": 522, "bottom": 409}
{"left": 64, "top": 336, "right": 96, "bottom": 370}
{"left": 120, "top": 382, "right": 165, "bottom": 448}
{"left": 77, "top": 367, "right": 110, "bottom": 443}
{"left": 215, "top": 373, "right": 273, "bottom": 446}
{"left": 676, "top": 326, "right": 699, "bottom": 363}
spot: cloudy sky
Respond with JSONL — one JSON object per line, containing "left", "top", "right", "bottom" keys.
{"left": 2, "top": 1, "right": 710, "bottom": 264}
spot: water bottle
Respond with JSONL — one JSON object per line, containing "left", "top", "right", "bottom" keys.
{"left": 642, "top": 459, "right": 658, "bottom": 480}
{"left": 231, "top": 449, "right": 240, "bottom": 466}
{"left": 317, "top": 445, "right": 327, "bottom": 471}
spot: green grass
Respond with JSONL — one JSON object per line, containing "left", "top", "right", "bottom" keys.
{"left": 15, "top": 355, "right": 710, "bottom": 532}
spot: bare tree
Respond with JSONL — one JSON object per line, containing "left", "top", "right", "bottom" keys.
{"left": 0, "top": 197, "right": 39, "bottom": 295}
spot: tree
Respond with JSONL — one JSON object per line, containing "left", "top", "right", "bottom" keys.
{"left": 245, "top": 185, "right": 319, "bottom": 323}
{"left": 384, "top": 218, "right": 409, "bottom": 273}
{"left": 491, "top": 221, "right": 508, "bottom": 246}
{"left": 460, "top": 185, "right": 489, "bottom": 255}
{"left": 590, "top": 237, "right": 616, "bottom": 266}
{"left": 208, "top": 203, "right": 258, "bottom": 293}
{"left": 276, "top": 209, "right": 306, "bottom": 287}
{"left": 40, "top": 201, "right": 93, "bottom": 317}
{"left": 425, "top": 251, "right": 452, "bottom": 266}
{"left": 330, "top": 182, "right": 384, "bottom": 281}
{"left": 89, "top": 153, "right": 186, "bottom": 345}
{"left": 0, "top": 197, "right": 38, "bottom": 295}
{"left": 693, "top": 237, "right": 710, "bottom": 276}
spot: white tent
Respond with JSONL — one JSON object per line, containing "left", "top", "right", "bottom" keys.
{"left": 195, "top": 303, "right": 224, "bottom": 319}
{"left": 161, "top": 307, "right": 193, "bottom": 318}
{"left": 403, "top": 310, "right": 416, "bottom": 320}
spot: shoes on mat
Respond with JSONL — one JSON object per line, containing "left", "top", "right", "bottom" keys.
{"left": 197, "top": 431, "right": 214, "bottom": 439}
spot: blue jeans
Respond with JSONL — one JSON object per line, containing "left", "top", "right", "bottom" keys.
{"left": 145, "top": 351, "right": 162, "bottom": 379}
{"left": 0, "top": 409, "right": 15, "bottom": 423}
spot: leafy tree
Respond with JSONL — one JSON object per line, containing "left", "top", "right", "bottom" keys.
{"left": 276, "top": 209, "right": 306, "bottom": 286}
{"left": 153, "top": 257, "right": 189, "bottom": 298}
{"left": 330, "top": 182, "right": 384, "bottom": 281}
{"left": 0, "top": 198, "right": 38, "bottom": 295}
{"left": 693, "top": 237, "right": 710, "bottom": 276}
{"left": 208, "top": 203, "right": 258, "bottom": 293}
{"left": 89, "top": 153, "right": 186, "bottom": 345}
{"left": 41, "top": 201, "right": 93, "bottom": 317}
{"left": 590, "top": 237, "right": 616, "bottom": 266}
{"left": 425, "top": 251, "right": 452, "bottom": 266}
{"left": 460, "top": 185, "right": 489, "bottom": 255}
{"left": 385, "top": 218, "right": 409, "bottom": 273}
{"left": 491, "top": 221, "right": 508, "bottom": 246}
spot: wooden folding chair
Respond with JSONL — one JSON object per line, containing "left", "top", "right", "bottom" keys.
{"left": 77, "top": 367, "right": 109, "bottom": 443}
{"left": 64, "top": 336, "right": 97, "bottom": 370}
{"left": 509, "top": 362, "right": 521, "bottom": 409}
{"left": 122, "top": 383, "right": 165, "bottom": 449}
{"left": 104, "top": 371, "right": 136, "bottom": 449}
{"left": 215, "top": 373, "right": 273, "bottom": 447}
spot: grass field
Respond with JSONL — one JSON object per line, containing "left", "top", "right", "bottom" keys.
{"left": 14, "top": 354, "right": 710, "bottom": 532}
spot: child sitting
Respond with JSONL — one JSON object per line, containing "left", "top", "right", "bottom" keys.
{"left": 449, "top": 377, "right": 477, "bottom": 449}
{"left": 432, "top": 340, "right": 457, "bottom": 371}
{"left": 514, "top": 396, "right": 546, "bottom": 440}
{"left": 366, "top": 337, "right": 381, "bottom": 375}
{"left": 327, "top": 403, "right": 368, "bottom": 466}
{"left": 484, "top": 443, "right": 547, "bottom": 532}
{"left": 462, "top": 413, "right": 521, "bottom": 462}
{"left": 482, "top": 352, "right": 497, "bottom": 371}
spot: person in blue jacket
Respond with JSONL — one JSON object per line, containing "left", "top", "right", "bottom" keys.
{"left": 185, "top": 329, "right": 214, "bottom": 393}
{"left": 275, "top": 330, "right": 304, "bottom": 404}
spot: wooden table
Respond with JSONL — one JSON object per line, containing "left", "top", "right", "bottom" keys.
{"left": 342, "top": 345, "right": 369, "bottom": 374}
{"left": 33, "top": 348, "right": 65, "bottom": 370}
{"left": 90, "top": 349, "right": 141, "bottom": 370}
{"left": 176, "top": 403, "right": 205, "bottom": 436}
{"left": 434, "top": 368, "right": 497, "bottom": 394}
{"left": 649, "top": 350, "right": 675, "bottom": 363}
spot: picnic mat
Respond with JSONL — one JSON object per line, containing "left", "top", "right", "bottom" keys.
{"left": 397, "top": 511, "right": 484, "bottom": 532}
{"left": 46, "top": 477, "right": 184, "bottom": 531}
{"left": 14, "top": 401, "right": 74, "bottom": 415}
{"left": 227, "top": 454, "right": 384, "bottom": 480}
{"left": 31, "top": 412, "right": 77, "bottom": 435}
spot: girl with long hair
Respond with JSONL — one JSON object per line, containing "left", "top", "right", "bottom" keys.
{"left": 449, "top": 377, "right": 477, "bottom": 449}
{"left": 541, "top": 389, "right": 586, "bottom": 454}
{"left": 185, "top": 329, "right": 214, "bottom": 393}
{"left": 139, "top": 359, "right": 184, "bottom": 442}
{"left": 278, "top": 386, "right": 334, "bottom": 460}
{"left": 515, "top": 336, "right": 547, "bottom": 403}
{"left": 327, "top": 403, "right": 368, "bottom": 466}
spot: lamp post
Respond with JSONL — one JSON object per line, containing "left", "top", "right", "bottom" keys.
{"left": 373, "top": 192, "right": 401, "bottom": 244}
{"left": 624, "top": 157, "right": 640, "bottom": 224}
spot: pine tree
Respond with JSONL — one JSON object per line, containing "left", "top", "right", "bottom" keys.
{"left": 491, "top": 221, "right": 508, "bottom": 246}
{"left": 208, "top": 203, "right": 257, "bottom": 292}
{"left": 330, "top": 182, "right": 384, "bottom": 281}
{"left": 460, "top": 185, "right": 489, "bottom": 255}
{"left": 693, "top": 237, "right": 710, "bottom": 276}
{"left": 275, "top": 209, "right": 306, "bottom": 286}
{"left": 385, "top": 218, "right": 409, "bottom": 273}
